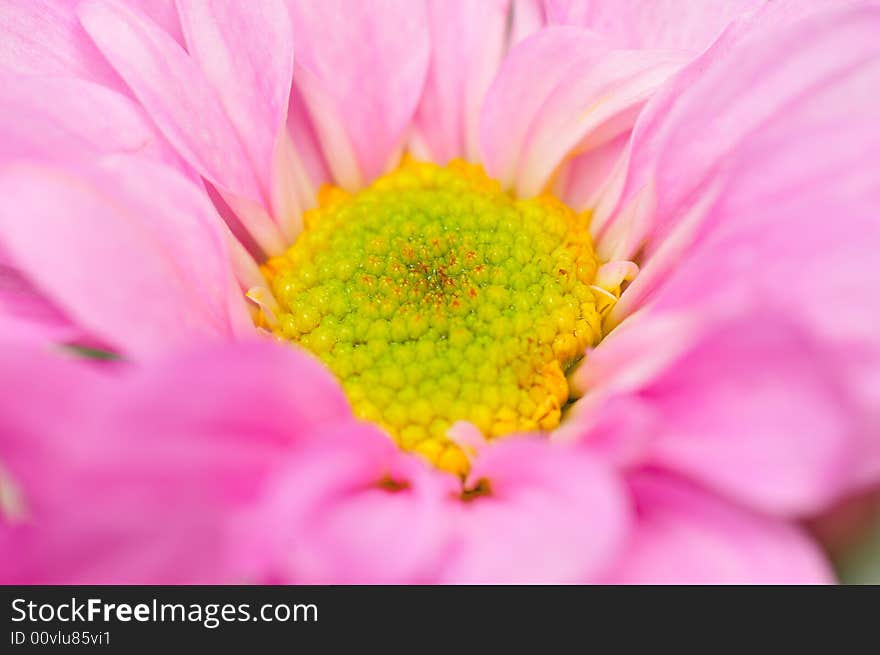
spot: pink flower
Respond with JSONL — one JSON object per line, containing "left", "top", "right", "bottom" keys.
{"left": 1, "top": 0, "right": 878, "bottom": 583}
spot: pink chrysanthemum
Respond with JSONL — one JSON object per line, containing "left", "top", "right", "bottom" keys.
{"left": 0, "top": 0, "right": 878, "bottom": 583}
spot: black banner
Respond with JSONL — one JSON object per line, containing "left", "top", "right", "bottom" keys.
{"left": 1, "top": 586, "right": 875, "bottom": 650}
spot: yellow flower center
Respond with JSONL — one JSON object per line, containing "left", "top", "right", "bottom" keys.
{"left": 259, "top": 159, "right": 607, "bottom": 474}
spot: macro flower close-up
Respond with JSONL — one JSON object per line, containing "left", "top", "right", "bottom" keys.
{"left": 1, "top": 0, "right": 879, "bottom": 585}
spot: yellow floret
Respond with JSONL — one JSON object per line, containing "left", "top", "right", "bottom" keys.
{"left": 261, "top": 159, "right": 605, "bottom": 475}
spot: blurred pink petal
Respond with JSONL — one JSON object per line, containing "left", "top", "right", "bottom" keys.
{"left": 242, "top": 425, "right": 457, "bottom": 584}
{"left": 0, "top": 340, "right": 351, "bottom": 584}
{"left": 605, "top": 471, "right": 834, "bottom": 584}
{"left": 0, "top": 251, "right": 81, "bottom": 345}
{"left": 0, "top": 338, "right": 634, "bottom": 584}
{"left": 129, "top": 0, "right": 183, "bottom": 43}
{"left": 441, "top": 437, "right": 629, "bottom": 583}
{"left": 509, "top": 0, "right": 546, "bottom": 46}
{"left": 576, "top": 313, "right": 860, "bottom": 516}
{"left": 286, "top": 0, "right": 429, "bottom": 189}
{"left": 0, "top": 157, "right": 248, "bottom": 358}
{"left": 240, "top": 431, "right": 631, "bottom": 584}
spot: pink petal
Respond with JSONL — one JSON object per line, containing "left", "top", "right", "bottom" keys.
{"left": 79, "top": 0, "right": 287, "bottom": 254}
{"left": 286, "top": 0, "right": 429, "bottom": 189}
{"left": 0, "top": 0, "right": 121, "bottom": 86}
{"left": 110, "top": 341, "right": 352, "bottom": 442}
{"left": 605, "top": 471, "right": 834, "bottom": 584}
{"left": 411, "top": 0, "right": 510, "bottom": 163}
{"left": 0, "top": 251, "right": 81, "bottom": 345}
{"left": 557, "top": 130, "right": 628, "bottom": 210}
{"left": 259, "top": 433, "right": 631, "bottom": 584}
{"left": 242, "top": 424, "right": 457, "bottom": 583}
{"left": 128, "top": 0, "right": 183, "bottom": 43}
{"left": 480, "top": 27, "right": 602, "bottom": 189}
{"left": 509, "top": 0, "right": 546, "bottom": 47}
{"left": 0, "top": 73, "right": 183, "bottom": 171}
{"left": 0, "top": 339, "right": 351, "bottom": 584}
{"left": 595, "top": 2, "right": 880, "bottom": 264}
{"left": 175, "top": 0, "right": 297, "bottom": 235}
{"left": 583, "top": 4, "right": 880, "bottom": 496}
{"left": 544, "top": 0, "right": 764, "bottom": 51}
{"left": 283, "top": 85, "right": 330, "bottom": 209}
{"left": 479, "top": 27, "right": 686, "bottom": 197}
{"left": 577, "top": 311, "right": 863, "bottom": 516}
{"left": 441, "top": 437, "right": 630, "bottom": 583}
{"left": 646, "top": 203, "right": 880, "bottom": 495}
{"left": 0, "top": 158, "right": 249, "bottom": 359}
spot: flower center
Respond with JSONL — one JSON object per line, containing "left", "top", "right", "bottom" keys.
{"left": 260, "top": 159, "right": 605, "bottom": 474}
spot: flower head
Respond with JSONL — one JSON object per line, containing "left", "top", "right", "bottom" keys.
{"left": 0, "top": 0, "right": 878, "bottom": 583}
